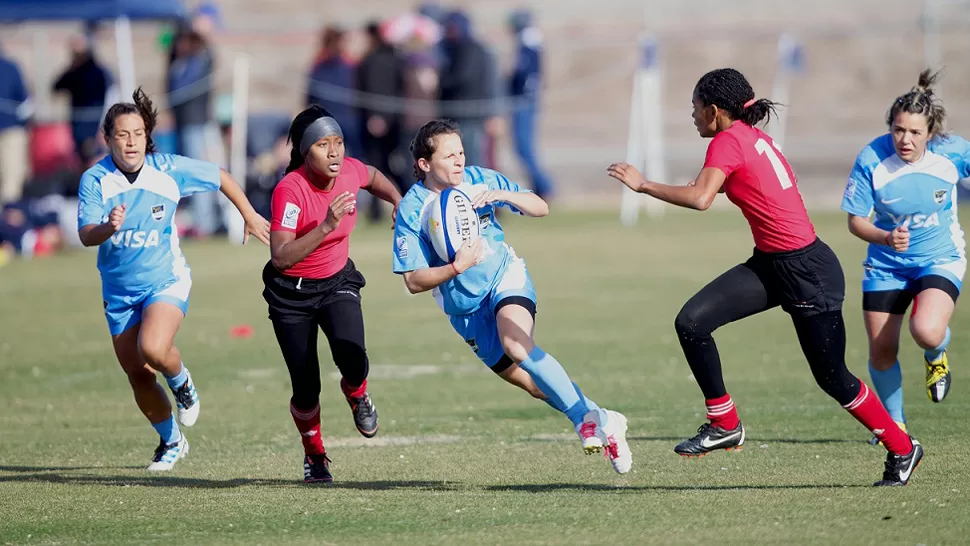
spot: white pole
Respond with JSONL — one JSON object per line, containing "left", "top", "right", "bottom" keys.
{"left": 31, "top": 29, "right": 49, "bottom": 119}
{"left": 620, "top": 34, "right": 665, "bottom": 226}
{"left": 620, "top": 74, "right": 642, "bottom": 227}
{"left": 640, "top": 34, "right": 665, "bottom": 219}
{"left": 114, "top": 17, "right": 136, "bottom": 98}
{"left": 769, "top": 33, "right": 794, "bottom": 152}
{"left": 227, "top": 54, "right": 250, "bottom": 246}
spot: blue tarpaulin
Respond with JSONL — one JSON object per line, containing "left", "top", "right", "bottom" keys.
{"left": 0, "top": 0, "right": 186, "bottom": 22}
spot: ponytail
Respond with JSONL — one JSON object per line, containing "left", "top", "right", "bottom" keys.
{"left": 738, "top": 98, "right": 779, "bottom": 127}
{"left": 693, "top": 68, "right": 781, "bottom": 128}
{"left": 284, "top": 147, "right": 304, "bottom": 174}
{"left": 887, "top": 68, "right": 947, "bottom": 138}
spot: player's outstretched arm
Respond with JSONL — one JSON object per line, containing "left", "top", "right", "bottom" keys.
{"left": 607, "top": 163, "right": 726, "bottom": 211}
{"left": 472, "top": 189, "right": 548, "bottom": 217}
{"left": 364, "top": 165, "right": 403, "bottom": 222}
{"left": 78, "top": 204, "right": 126, "bottom": 247}
{"left": 218, "top": 169, "right": 271, "bottom": 245}
{"left": 401, "top": 239, "right": 486, "bottom": 294}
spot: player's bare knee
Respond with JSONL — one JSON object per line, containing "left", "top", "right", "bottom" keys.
{"left": 909, "top": 319, "right": 945, "bottom": 349}
{"left": 501, "top": 337, "right": 532, "bottom": 364}
{"left": 138, "top": 336, "right": 171, "bottom": 368}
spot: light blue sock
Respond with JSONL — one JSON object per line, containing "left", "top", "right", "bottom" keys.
{"left": 572, "top": 382, "right": 600, "bottom": 412}
{"left": 869, "top": 361, "right": 905, "bottom": 424}
{"left": 164, "top": 362, "right": 188, "bottom": 391}
{"left": 541, "top": 383, "right": 600, "bottom": 414}
{"left": 925, "top": 327, "right": 951, "bottom": 362}
{"left": 152, "top": 414, "right": 181, "bottom": 445}
{"left": 518, "top": 346, "right": 588, "bottom": 426}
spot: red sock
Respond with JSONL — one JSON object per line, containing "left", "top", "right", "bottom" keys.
{"left": 843, "top": 382, "right": 913, "bottom": 455}
{"left": 290, "top": 402, "right": 325, "bottom": 455}
{"left": 706, "top": 394, "right": 740, "bottom": 430}
{"left": 340, "top": 378, "right": 367, "bottom": 400}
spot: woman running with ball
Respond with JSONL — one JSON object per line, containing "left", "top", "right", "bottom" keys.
{"left": 392, "top": 119, "right": 632, "bottom": 474}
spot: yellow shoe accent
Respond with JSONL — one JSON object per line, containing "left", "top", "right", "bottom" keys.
{"left": 925, "top": 350, "right": 951, "bottom": 402}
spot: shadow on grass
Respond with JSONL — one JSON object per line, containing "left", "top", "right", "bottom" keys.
{"left": 0, "top": 465, "right": 143, "bottom": 472}
{"left": 487, "top": 483, "right": 871, "bottom": 493}
{"left": 626, "top": 436, "right": 862, "bottom": 445}
{"left": 0, "top": 469, "right": 462, "bottom": 491}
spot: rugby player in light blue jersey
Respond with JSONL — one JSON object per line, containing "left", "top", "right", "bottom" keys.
{"left": 392, "top": 119, "right": 631, "bottom": 474}
{"left": 842, "top": 70, "right": 970, "bottom": 443}
{"left": 77, "top": 89, "right": 270, "bottom": 470}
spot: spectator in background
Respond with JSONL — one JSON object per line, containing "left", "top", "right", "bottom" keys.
{"left": 52, "top": 34, "right": 113, "bottom": 165}
{"left": 307, "top": 26, "right": 362, "bottom": 159}
{"left": 439, "top": 10, "right": 500, "bottom": 170}
{"left": 417, "top": 2, "right": 446, "bottom": 66}
{"left": 166, "top": 24, "right": 220, "bottom": 237}
{"left": 357, "top": 21, "right": 406, "bottom": 222}
{"left": 0, "top": 200, "right": 63, "bottom": 260}
{"left": 0, "top": 41, "right": 31, "bottom": 206}
{"left": 400, "top": 39, "right": 439, "bottom": 150}
{"left": 507, "top": 10, "right": 555, "bottom": 199}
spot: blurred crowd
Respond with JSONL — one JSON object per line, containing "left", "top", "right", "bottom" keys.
{"left": 0, "top": 3, "right": 555, "bottom": 266}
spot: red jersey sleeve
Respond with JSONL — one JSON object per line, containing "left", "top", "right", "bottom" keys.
{"left": 704, "top": 132, "right": 745, "bottom": 178}
{"left": 270, "top": 180, "right": 302, "bottom": 233}
{"left": 345, "top": 157, "right": 371, "bottom": 189}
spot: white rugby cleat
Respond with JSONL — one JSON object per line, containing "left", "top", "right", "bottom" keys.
{"left": 578, "top": 410, "right": 605, "bottom": 454}
{"left": 147, "top": 434, "right": 189, "bottom": 471}
{"left": 589, "top": 409, "right": 632, "bottom": 474}
{"left": 171, "top": 371, "right": 200, "bottom": 427}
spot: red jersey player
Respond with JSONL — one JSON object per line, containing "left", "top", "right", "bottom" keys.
{"left": 608, "top": 68, "right": 923, "bottom": 487}
{"left": 264, "top": 105, "right": 402, "bottom": 483}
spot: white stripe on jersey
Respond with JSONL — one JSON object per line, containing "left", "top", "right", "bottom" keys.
{"left": 948, "top": 188, "right": 966, "bottom": 259}
{"left": 99, "top": 166, "right": 182, "bottom": 204}
{"left": 168, "top": 205, "right": 191, "bottom": 283}
{"left": 872, "top": 150, "right": 959, "bottom": 191}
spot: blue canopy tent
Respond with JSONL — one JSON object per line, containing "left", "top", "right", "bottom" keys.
{"left": 0, "top": 0, "right": 186, "bottom": 21}
{"left": 0, "top": 0, "right": 187, "bottom": 99}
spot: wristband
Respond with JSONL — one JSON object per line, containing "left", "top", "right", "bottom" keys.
{"left": 451, "top": 262, "right": 460, "bottom": 276}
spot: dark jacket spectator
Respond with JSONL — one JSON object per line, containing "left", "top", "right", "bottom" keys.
{"left": 440, "top": 11, "right": 498, "bottom": 168}
{"left": 0, "top": 46, "right": 31, "bottom": 205}
{"left": 357, "top": 22, "right": 407, "bottom": 220}
{"left": 507, "top": 10, "right": 554, "bottom": 198}
{"left": 52, "top": 35, "right": 112, "bottom": 163}
{"left": 167, "top": 28, "right": 214, "bottom": 134}
{"left": 307, "top": 27, "right": 362, "bottom": 158}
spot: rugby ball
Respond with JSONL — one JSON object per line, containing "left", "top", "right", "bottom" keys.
{"left": 427, "top": 187, "right": 481, "bottom": 263}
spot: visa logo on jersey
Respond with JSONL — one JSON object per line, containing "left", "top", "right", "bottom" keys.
{"left": 110, "top": 229, "right": 161, "bottom": 248}
{"left": 888, "top": 212, "right": 940, "bottom": 229}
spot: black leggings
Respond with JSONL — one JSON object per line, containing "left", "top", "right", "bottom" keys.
{"left": 673, "top": 240, "right": 861, "bottom": 406}
{"left": 263, "top": 260, "right": 369, "bottom": 411}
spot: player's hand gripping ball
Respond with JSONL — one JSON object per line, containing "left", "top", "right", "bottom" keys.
{"left": 427, "top": 187, "right": 481, "bottom": 263}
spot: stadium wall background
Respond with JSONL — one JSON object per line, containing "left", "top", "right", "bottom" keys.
{"left": 2, "top": 0, "right": 970, "bottom": 208}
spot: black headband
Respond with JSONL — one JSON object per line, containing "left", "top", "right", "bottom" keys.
{"left": 300, "top": 117, "right": 343, "bottom": 157}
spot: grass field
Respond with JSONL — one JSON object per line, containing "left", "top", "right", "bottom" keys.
{"left": 2, "top": 208, "right": 969, "bottom": 545}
